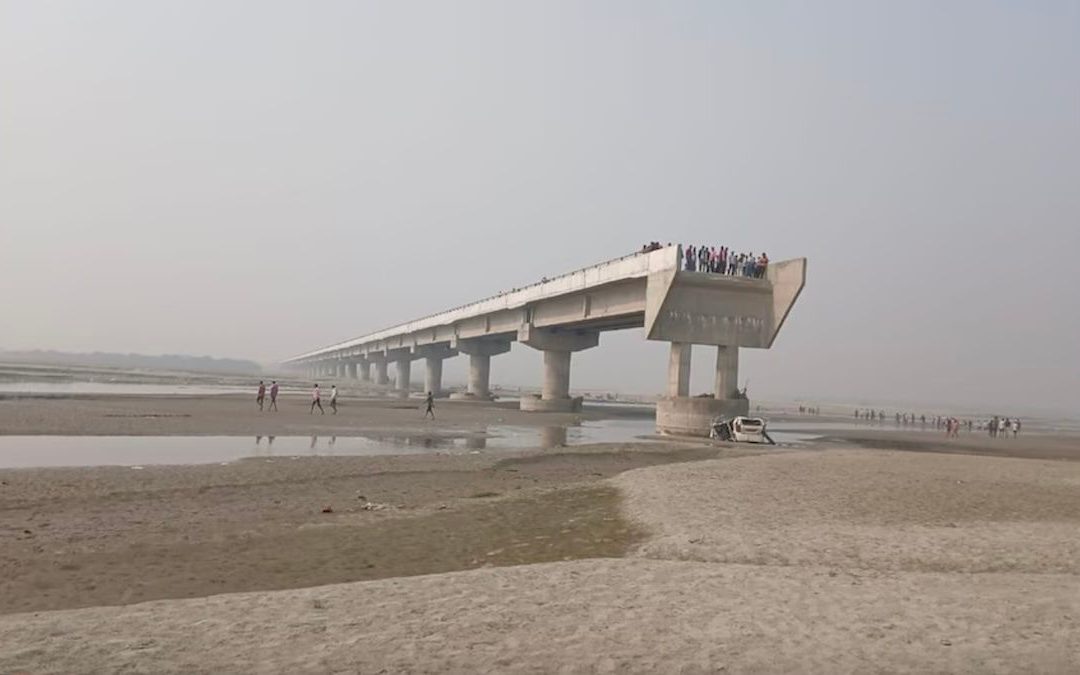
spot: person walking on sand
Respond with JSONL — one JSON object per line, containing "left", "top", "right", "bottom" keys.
{"left": 256, "top": 381, "right": 266, "bottom": 411}
{"left": 329, "top": 385, "right": 338, "bottom": 415}
{"left": 310, "top": 384, "right": 324, "bottom": 414}
{"left": 268, "top": 381, "right": 279, "bottom": 411}
{"left": 424, "top": 391, "right": 435, "bottom": 419}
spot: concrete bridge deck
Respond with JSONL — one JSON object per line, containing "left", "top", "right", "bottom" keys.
{"left": 284, "top": 246, "right": 806, "bottom": 435}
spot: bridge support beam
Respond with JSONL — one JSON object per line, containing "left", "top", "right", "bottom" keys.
{"left": 450, "top": 339, "right": 511, "bottom": 400}
{"left": 657, "top": 343, "right": 748, "bottom": 436}
{"left": 715, "top": 345, "right": 738, "bottom": 399}
{"left": 667, "top": 342, "right": 692, "bottom": 397}
{"left": 388, "top": 350, "right": 413, "bottom": 398}
{"left": 346, "top": 361, "right": 357, "bottom": 380}
{"left": 357, "top": 359, "right": 371, "bottom": 382}
{"left": 413, "top": 345, "right": 458, "bottom": 398}
{"left": 518, "top": 327, "right": 599, "bottom": 412}
{"left": 373, "top": 359, "right": 389, "bottom": 385}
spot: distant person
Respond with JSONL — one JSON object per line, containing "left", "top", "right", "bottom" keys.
{"left": 310, "top": 384, "right": 324, "bottom": 415}
{"left": 269, "top": 381, "right": 279, "bottom": 411}
{"left": 1014, "top": 419, "right": 1021, "bottom": 436}
{"left": 329, "top": 385, "right": 338, "bottom": 414}
{"left": 256, "top": 381, "right": 266, "bottom": 411}
{"left": 424, "top": 391, "right": 435, "bottom": 419}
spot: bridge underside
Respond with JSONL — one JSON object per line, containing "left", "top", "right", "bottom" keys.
{"left": 286, "top": 248, "right": 805, "bottom": 435}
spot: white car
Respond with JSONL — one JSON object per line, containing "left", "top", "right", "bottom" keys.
{"left": 710, "top": 416, "right": 772, "bottom": 444}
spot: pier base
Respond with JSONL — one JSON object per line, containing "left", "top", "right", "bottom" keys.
{"left": 656, "top": 397, "right": 749, "bottom": 437}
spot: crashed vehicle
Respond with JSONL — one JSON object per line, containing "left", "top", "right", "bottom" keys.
{"left": 709, "top": 416, "right": 774, "bottom": 444}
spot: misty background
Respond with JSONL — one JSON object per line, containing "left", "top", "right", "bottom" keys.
{"left": 1, "top": 1, "right": 1077, "bottom": 413}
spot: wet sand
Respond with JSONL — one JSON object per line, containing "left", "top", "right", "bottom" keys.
{"left": 0, "top": 441, "right": 724, "bottom": 615}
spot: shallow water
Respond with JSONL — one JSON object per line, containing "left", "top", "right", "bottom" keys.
{"left": 0, "top": 382, "right": 248, "bottom": 396}
{"left": 0, "top": 419, "right": 662, "bottom": 469}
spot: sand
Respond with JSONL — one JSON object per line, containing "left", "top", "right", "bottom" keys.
{"left": 2, "top": 393, "right": 1080, "bottom": 673}
{"left": 0, "top": 443, "right": 725, "bottom": 615}
{"left": 613, "top": 448, "right": 1080, "bottom": 573}
{"left": 1, "top": 558, "right": 1076, "bottom": 675}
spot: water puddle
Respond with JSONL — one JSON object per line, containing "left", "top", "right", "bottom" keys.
{"left": 0, "top": 419, "right": 660, "bottom": 469}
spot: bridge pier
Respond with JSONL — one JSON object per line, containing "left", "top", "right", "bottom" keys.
{"left": 346, "top": 361, "right": 357, "bottom": 379}
{"left": 667, "top": 342, "right": 692, "bottom": 397}
{"left": 389, "top": 351, "right": 413, "bottom": 398}
{"left": 372, "top": 359, "right": 389, "bottom": 385}
{"left": 413, "top": 345, "right": 458, "bottom": 397}
{"left": 656, "top": 344, "right": 748, "bottom": 436}
{"left": 450, "top": 339, "right": 511, "bottom": 400}
{"left": 357, "top": 359, "right": 371, "bottom": 382}
{"left": 518, "top": 327, "right": 599, "bottom": 412}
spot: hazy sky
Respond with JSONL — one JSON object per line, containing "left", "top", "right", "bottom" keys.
{"left": 2, "top": 1, "right": 1078, "bottom": 412}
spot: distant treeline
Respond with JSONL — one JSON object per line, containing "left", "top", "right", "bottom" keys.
{"left": 0, "top": 350, "right": 261, "bottom": 375}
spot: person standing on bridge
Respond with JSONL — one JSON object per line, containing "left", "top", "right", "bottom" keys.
{"left": 424, "top": 391, "right": 435, "bottom": 420}
{"left": 269, "top": 381, "right": 279, "bottom": 412}
{"left": 310, "top": 384, "right": 324, "bottom": 415}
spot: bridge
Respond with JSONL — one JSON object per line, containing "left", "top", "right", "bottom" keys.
{"left": 283, "top": 246, "right": 806, "bottom": 435}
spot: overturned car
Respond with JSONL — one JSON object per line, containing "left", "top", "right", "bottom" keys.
{"left": 709, "top": 416, "right": 775, "bottom": 444}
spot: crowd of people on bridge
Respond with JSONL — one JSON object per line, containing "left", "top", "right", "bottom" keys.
{"left": 636, "top": 242, "right": 770, "bottom": 279}
{"left": 683, "top": 245, "right": 769, "bottom": 278}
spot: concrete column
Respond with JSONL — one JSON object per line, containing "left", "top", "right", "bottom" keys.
{"left": 452, "top": 339, "right": 511, "bottom": 400}
{"left": 347, "top": 362, "right": 358, "bottom": 379}
{"left": 468, "top": 354, "right": 491, "bottom": 397}
{"left": 373, "top": 360, "right": 389, "bottom": 385}
{"left": 542, "top": 350, "right": 572, "bottom": 399}
{"left": 518, "top": 326, "right": 599, "bottom": 412}
{"left": 337, "top": 363, "right": 346, "bottom": 378}
{"left": 395, "top": 358, "right": 412, "bottom": 398}
{"left": 358, "top": 360, "right": 371, "bottom": 382}
{"left": 715, "top": 345, "right": 739, "bottom": 399}
{"left": 667, "top": 342, "right": 692, "bottom": 398}
{"left": 424, "top": 358, "right": 443, "bottom": 396}
{"left": 412, "top": 345, "right": 457, "bottom": 398}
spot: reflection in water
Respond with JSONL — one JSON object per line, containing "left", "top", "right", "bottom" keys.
{"left": 0, "top": 419, "right": 663, "bottom": 469}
